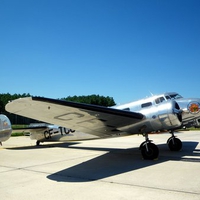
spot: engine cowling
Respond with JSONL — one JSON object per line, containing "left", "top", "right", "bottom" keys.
{"left": 0, "top": 114, "right": 12, "bottom": 143}
{"left": 149, "top": 100, "right": 182, "bottom": 131}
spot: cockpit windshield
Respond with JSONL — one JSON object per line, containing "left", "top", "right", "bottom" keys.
{"left": 166, "top": 93, "right": 183, "bottom": 99}
{"left": 169, "top": 94, "right": 182, "bottom": 99}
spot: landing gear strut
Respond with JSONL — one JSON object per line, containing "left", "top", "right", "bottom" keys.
{"left": 140, "top": 133, "right": 159, "bottom": 160}
{"left": 167, "top": 131, "right": 182, "bottom": 151}
{"left": 36, "top": 141, "right": 40, "bottom": 146}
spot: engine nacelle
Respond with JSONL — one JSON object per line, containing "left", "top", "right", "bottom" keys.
{"left": 0, "top": 114, "right": 12, "bottom": 143}
{"left": 146, "top": 100, "right": 182, "bottom": 131}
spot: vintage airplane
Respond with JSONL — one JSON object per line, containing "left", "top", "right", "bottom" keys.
{"left": 5, "top": 92, "right": 200, "bottom": 160}
{"left": 0, "top": 114, "right": 12, "bottom": 145}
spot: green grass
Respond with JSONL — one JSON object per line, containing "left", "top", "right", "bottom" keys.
{"left": 11, "top": 132, "right": 25, "bottom": 137}
{"left": 11, "top": 124, "right": 29, "bottom": 137}
{"left": 185, "top": 127, "right": 200, "bottom": 131}
{"left": 12, "top": 124, "right": 28, "bottom": 129}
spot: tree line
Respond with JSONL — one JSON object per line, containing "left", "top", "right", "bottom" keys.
{"left": 63, "top": 94, "right": 115, "bottom": 107}
{"left": 0, "top": 93, "right": 116, "bottom": 124}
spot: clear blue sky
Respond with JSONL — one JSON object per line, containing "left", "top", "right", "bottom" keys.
{"left": 1, "top": 0, "right": 200, "bottom": 104}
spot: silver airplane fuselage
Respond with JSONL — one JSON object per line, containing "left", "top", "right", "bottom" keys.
{"left": 114, "top": 92, "right": 200, "bottom": 132}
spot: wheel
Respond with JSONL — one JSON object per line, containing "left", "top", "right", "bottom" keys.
{"left": 139, "top": 141, "right": 146, "bottom": 150}
{"left": 168, "top": 137, "right": 182, "bottom": 151}
{"left": 141, "top": 143, "right": 159, "bottom": 160}
{"left": 167, "top": 136, "right": 173, "bottom": 144}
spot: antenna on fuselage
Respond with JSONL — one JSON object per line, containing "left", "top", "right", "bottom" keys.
{"left": 149, "top": 91, "right": 154, "bottom": 96}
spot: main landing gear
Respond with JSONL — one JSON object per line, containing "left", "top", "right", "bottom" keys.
{"left": 140, "top": 133, "right": 159, "bottom": 160}
{"left": 167, "top": 131, "right": 182, "bottom": 151}
{"left": 140, "top": 131, "right": 182, "bottom": 160}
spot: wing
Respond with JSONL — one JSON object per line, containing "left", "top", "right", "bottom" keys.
{"left": 6, "top": 97, "right": 144, "bottom": 138}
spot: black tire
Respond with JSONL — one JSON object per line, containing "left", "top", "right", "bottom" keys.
{"left": 139, "top": 141, "right": 146, "bottom": 150}
{"left": 141, "top": 143, "right": 159, "bottom": 160}
{"left": 167, "top": 136, "right": 173, "bottom": 144}
{"left": 168, "top": 137, "right": 182, "bottom": 151}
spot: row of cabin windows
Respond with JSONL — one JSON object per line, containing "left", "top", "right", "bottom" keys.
{"left": 141, "top": 96, "right": 166, "bottom": 108}
{"left": 126, "top": 94, "right": 182, "bottom": 110}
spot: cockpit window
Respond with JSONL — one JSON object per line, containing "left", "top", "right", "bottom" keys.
{"left": 141, "top": 102, "right": 152, "bottom": 108}
{"left": 155, "top": 97, "right": 165, "bottom": 104}
{"left": 169, "top": 94, "right": 183, "bottom": 99}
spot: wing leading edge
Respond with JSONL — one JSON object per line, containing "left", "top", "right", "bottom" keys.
{"left": 6, "top": 97, "right": 144, "bottom": 138}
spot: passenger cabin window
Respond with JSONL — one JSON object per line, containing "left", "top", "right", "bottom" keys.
{"left": 141, "top": 102, "right": 152, "bottom": 108}
{"left": 155, "top": 97, "right": 165, "bottom": 104}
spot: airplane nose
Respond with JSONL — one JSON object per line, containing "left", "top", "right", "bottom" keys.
{"left": 0, "top": 115, "right": 12, "bottom": 143}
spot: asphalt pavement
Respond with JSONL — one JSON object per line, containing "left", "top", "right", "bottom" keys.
{"left": 1, "top": 131, "right": 200, "bottom": 200}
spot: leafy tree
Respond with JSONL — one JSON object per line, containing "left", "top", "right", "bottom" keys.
{"left": 0, "top": 93, "right": 31, "bottom": 113}
{"left": 62, "top": 94, "right": 116, "bottom": 107}
{"left": 0, "top": 93, "right": 31, "bottom": 124}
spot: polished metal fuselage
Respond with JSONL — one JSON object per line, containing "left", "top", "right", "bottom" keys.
{"left": 114, "top": 92, "right": 200, "bottom": 132}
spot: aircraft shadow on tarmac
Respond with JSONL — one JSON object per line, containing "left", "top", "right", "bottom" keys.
{"left": 47, "top": 141, "right": 200, "bottom": 182}
{"left": 6, "top": 142, "right": 81, "bottom": 150}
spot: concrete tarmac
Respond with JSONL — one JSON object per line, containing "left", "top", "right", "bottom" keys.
{"left": 1, "top": 131, "right": 200, "bottom": 200}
